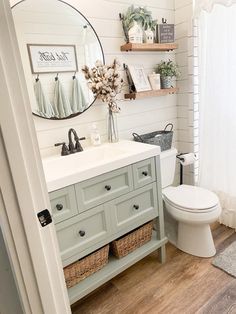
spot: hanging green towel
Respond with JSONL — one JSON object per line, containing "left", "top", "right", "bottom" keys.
{"left": 54, "top": 79, "right": 72, "bottom": 118}
{"left": 34, "top": 79, "right": 55, "bottom": 118}
{"left": 71, "top": 77, "right": 87, "bottom": 113}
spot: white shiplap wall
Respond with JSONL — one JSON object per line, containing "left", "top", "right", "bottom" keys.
{"left": 175, "top": 0, "right": 196, "bottom": 185}
{"left": 13, "top": 0, "right": 178, "bottom": 157}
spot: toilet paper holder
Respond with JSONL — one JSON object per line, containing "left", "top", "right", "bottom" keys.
{"left": 176, "top": 153, "right": 196, "bottom": 185}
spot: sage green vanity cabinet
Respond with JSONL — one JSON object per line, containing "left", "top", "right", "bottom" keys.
{"left": 75, "top": 166, "right": 133, "bottom": 212}
{"left": 132, "top": 157, "right": 156, "bottom": 189}
{"left": 49, "top": 186, "right": 78, "bottom": 224}
{"left": 56, "top": 205, "right": 112, "bottom": 262}
{"left": 108, "top": 183, "right": 158, "bottom": 232}
{"left": 49, "top": 156, "right": 167, "bottom": 304}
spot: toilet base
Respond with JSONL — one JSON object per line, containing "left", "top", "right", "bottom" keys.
{"left": 177, "top": 222, "right": 216, "bottom": 257}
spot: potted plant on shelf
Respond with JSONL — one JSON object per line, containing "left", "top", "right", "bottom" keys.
{"left": 120, "top": 5, "right": 157, "bottom": 43}
{"left": 155, "top": 60, "right": 180, "bottom": 89}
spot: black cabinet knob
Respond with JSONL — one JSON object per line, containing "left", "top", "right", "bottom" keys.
{"left": 56, "top": 204, "right": 63, "bottom": 211}
{"left": 142, "top": 171, "right": 148, "bottom": 176}
{"left": 133, "top": 205, "right": 139, "bottom": 210}
{"left": 78, "top": 230, "right": 85, "bottom": 237}
{"left": 105, "top": 185, "right": 111, "bottom": 191}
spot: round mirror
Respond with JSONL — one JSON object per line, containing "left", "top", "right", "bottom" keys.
{"left": 12, "top": 0, "right": 104, "bottom": 120}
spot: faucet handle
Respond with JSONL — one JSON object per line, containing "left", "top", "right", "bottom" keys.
{"left": 79, "top": 137, "right": 86, "bottom": 141}
{"left": 55, "top": 142, "right": 70, "bottom": 156}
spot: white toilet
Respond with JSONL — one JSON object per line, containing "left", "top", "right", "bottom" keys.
{"left": 160, "top": 148, "right": 221, "bottom": 258}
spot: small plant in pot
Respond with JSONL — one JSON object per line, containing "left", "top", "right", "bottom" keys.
{"left": 155, "top": 60, "right": 180, "bottom": 89}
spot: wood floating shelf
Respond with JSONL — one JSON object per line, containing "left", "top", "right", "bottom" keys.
{"left": 120, "top": 43, "right": 178, "bottom": 52}
{"left": 125, "top": 88, "right": 179, "bottom": 100}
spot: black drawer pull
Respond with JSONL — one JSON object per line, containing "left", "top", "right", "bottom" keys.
{"left": 105, "top": 185, "right": 111, "bottom": 191}
{"left": 78, "top": 230, "right": 85, "bottom": 237}
{"left": 56, "top": 204, "right": 63, "bottom": 211}
{"left": 142, "top": 171, "right": 148, "bottom": 176}
{"left": 133, "top": 205, "right": 139, "bottom": 210}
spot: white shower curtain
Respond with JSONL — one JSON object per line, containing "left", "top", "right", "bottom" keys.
{"left": 195, "top": 0, "right": 236, "bottom": 16}
{"left": 198, "top": 3, "right": 236, "bottom": 228}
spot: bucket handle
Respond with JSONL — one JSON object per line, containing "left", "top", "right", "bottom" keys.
{"left": 164, "top": 123, "right": 173, "bottom": 132}
{"left": 132, "top": 132, "right": 144, "bottom": 142}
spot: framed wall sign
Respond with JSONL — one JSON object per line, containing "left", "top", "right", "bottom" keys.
{"left": 156, "top": 24, "right": 175, "bottom": 43}
{"left": 128, "top": 65, "right": 151, "bottom": 92}
{"left": 27, "top": 44, "right": 78, "bottom": 74}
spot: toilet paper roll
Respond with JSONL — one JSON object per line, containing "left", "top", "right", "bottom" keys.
{"left": 179, "top": 153, "right": 196, "bottom": 166}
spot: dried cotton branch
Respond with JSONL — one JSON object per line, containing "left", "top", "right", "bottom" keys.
{"left": 82, "top": 59, "right": 123, "bottom": 113}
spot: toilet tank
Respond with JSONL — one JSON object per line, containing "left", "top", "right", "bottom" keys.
{"left": 160, "top": 148, "right": 178, "bottom": 188}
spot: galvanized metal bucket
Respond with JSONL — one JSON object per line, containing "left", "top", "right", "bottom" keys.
{"left": 161, "top": 76, "right": 172, "bottom": 89}
{"left": 132, "top": 123, "right": 173, "bottom": 151}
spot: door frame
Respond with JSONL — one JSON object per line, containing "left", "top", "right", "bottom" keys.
{"left": 0, "top": 0, "right": 71, "bottom": 313}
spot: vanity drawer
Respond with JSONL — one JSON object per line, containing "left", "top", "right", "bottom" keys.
{"left": 49, "top": 186, "right": 78, "bottom": 224}
{"left": 132, "top": 158, "right": 156, "bottom": 189}
{"left": 109, "top": 183, "right": 158, "bottom": 233}
{"left": 75, "top": 166, "right": 133, "bottom": 212}
{"left": 56, "top": 205, "right": 111, "bottom": 263}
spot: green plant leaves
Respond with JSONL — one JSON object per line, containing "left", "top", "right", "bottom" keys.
{"left": 122, "top": 5, "right": 157, "bottom": 31}
{"left": 155, "top": 59, "right": 180, "bottom": 78}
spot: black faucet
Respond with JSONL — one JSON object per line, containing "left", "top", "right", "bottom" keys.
{"left": 55, "top": 128, "right": 86, "bottom": 156}
{"left": 68, "top": 128, "right": 85, "bottom": 153}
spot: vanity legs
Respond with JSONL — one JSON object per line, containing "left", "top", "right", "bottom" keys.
{"left": 158, "top": 245, "right": 166, "bottom": 263}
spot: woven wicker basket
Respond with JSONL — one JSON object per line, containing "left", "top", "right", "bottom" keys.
{"left": 64, "top": 245, "right": 109, "bottom": 288}
{"left": 110, "top": 221, "right": 153, "bottom": 259}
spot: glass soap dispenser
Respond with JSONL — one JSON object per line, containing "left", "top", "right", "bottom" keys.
{"left": 90, "top": 123, "right": 101, "bottom": 146}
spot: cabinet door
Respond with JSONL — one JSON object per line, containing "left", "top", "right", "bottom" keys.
{"left": 109, "top": 183, "right": 158, "bottom": 233}
{"left": 56, "top": 205, "right": 112, "bottom": 264}
{"left": 49, "top": 186, "right": 78, "bottom": 224}
{"left": 75, "top": 166, "right": 133, "bottom": 212}
{"left": 132, "top": 158, "right": 156, "bottom": 189}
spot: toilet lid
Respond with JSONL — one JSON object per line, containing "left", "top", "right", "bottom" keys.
{"left": 163, "top": 185, "right": 219, "bottom": 211}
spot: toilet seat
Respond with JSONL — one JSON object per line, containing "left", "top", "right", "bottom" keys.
{"left": 163, "top": 185, "right": 219, "bottom": 213}
{"left": 164, "top": 197, "right": 218, "bottom": 213}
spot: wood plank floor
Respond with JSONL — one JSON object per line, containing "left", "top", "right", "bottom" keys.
{"left": 72, "top": 224, "right": 236, "bottom": 314}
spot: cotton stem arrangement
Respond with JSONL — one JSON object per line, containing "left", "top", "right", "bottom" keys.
{"left": 82, "top": 59, "right": 123, "bottom": 113}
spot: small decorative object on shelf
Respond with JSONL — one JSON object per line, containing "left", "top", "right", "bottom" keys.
{"left": 155, "top": 59, "right": 180, "bottom": 89}
{"left": 123, "top": 63, "right": 136, "bottom": 93}
{"left": 128, "top": 21, "right": 143, "bottom": 44}
{"left": 127, "top": 64, "right": 151, "bottom": 92}
{"left": 148, "top": 72, "right": 161, "bottom": 90}
{"left": 119, "top": 5, "right": 157, "bottom": 43}
{"left": 82, "top": 59, "right": 123, "bottom": 143}
{"left": 156, "top": 18, "right": 175, "bottom": 43}
{"left": 144, "top": 28, "right": 154, "bottom": 43}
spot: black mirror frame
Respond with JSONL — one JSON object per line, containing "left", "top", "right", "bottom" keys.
{"left": 12, "top": 0, "right": 105, "bottom": 120}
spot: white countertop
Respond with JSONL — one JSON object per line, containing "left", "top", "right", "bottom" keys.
{"left": 42, "top": 140, "right": 160, "bottom": 192}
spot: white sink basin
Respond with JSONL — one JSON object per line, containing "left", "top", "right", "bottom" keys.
{"left": 43, "top": 140, "right": 160, "bottom": 192}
